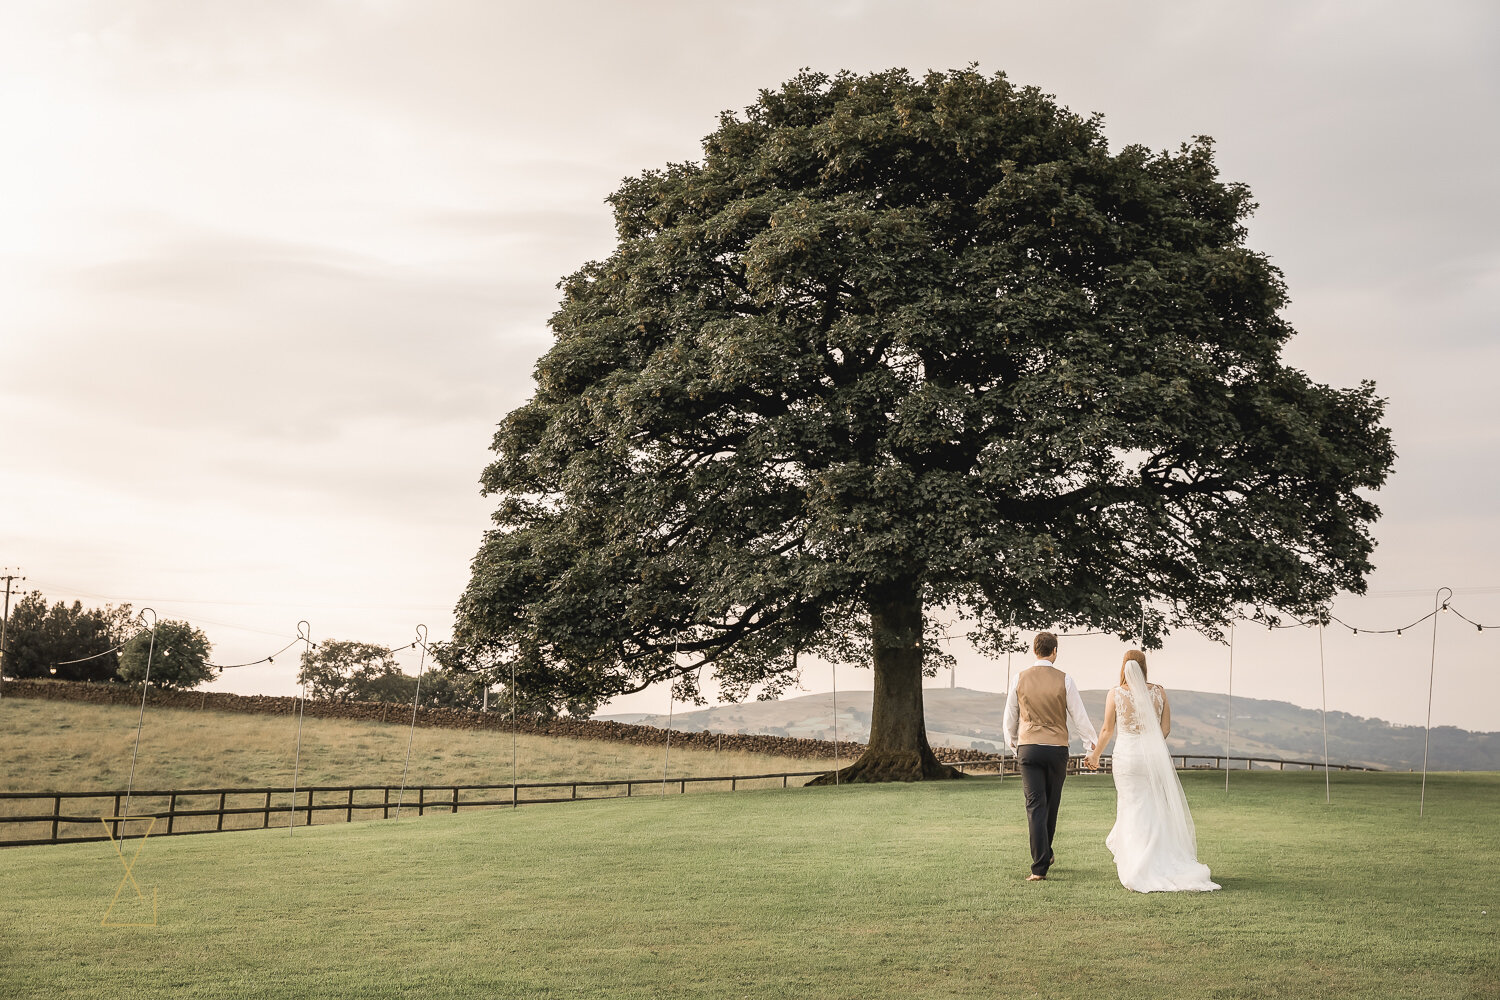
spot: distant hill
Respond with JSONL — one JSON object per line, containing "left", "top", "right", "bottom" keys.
{"left": 601, "top": 687, "right": 1500, "bottom": 771}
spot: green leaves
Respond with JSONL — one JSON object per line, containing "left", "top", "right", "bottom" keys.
{"left": 457, "top": 67, "right": 1394, "bottom": 713}
{"left": 118, "top": 620, "right": 214, "bottom": 690}
{"left": 2, "top": 592, "right": 136, "bottom": 683}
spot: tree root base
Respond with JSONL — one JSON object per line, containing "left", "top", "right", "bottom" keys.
{"left": 805, "top": 750, "right": 965, "bottom": 785}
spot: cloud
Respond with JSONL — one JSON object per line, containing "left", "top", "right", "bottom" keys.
{"left": 9, "top": 225, "right": 555, "bottom": 431}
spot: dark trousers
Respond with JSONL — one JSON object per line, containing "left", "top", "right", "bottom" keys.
{"left": 1017, "top": 744, "right": 1069, "bottom": 876}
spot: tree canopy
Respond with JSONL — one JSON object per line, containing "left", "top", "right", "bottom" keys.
{"left": 118, "top": 619, "right": 215, "bottom": 690}
{"left": 298, "top": 640, "right": 406, "bottom": 702}
{"left": 455, "top": 67, "right": 1394, "bottom": 781}
{"left": 298, "top": 639, "right": 487, "bottom": 709}
{"left": 2, "top": 592, "right": 135, "bottom": 682}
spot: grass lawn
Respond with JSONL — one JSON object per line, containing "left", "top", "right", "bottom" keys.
{"left": 1, "top": 698, "right": 830, "bottom": 838}
{"left": 2, "top": 770, "right": 1495, "bottom": 999}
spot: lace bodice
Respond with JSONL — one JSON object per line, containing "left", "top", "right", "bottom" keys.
{"left": 1114, "top": 684, "right": 1165, "bottom": 735}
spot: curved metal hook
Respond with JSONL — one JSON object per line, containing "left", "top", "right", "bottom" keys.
{"left": 667, "top": 629, "right": 680, "bottom": 654}
{"left": 137, "top": 607, "right": 157, "bottom": 630}
{"left": 414, "top": 624, "right": 428, "bottom": 645}
{"left": 297, "top": 620, "right": 314, "bottom": 648}
{"left": 1435, "top": 586, "right": 1453, "bottom": 610}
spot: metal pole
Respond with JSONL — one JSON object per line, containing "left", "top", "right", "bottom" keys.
{"left": 1225, "top": 623, "right": 1234, "bottom": 793}
{"left": 395, "top": 626, "right": 429, "bottom": 820}
{"left": 289, "top": 621, "right": 312, "bottom": 834}
{"left": 1003, "top": 630, "right": 1014, "bottom": 781}
{"left": 123, "top": 609, "right": 157, "bottom": 819}
{"left": 661, "top": 631, "right": 679, "bottom": 797}
{"left": 510, "top": 656, "right": 518, "bottom": 808}
{"left": 661, "top": 696, "right": 675, "bottom": 795}
{"left": 1420, "top": 588, "right": 1451, "bottom": 817}
{"left": 832, "top": 661, "right": 839, "bottom": 786}
{"left": 1319, "top": 622, "right": 1329, "bottom": 805}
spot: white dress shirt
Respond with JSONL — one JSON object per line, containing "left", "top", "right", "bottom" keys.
{"left": 1003, "top": 659, "right": 1098, "bottom": 754}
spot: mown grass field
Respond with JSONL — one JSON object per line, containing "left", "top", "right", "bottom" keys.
{"left": 3, "top": 770, "right": 1495, "bottom": 999}
{"left": 0, "top": 698, "right": 835, "bottom": 839}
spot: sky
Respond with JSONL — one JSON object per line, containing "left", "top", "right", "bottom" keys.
{"left": 1, "top": 1, "right": 1497, "bottom": 734}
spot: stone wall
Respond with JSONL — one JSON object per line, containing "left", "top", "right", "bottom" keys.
{"left": 3, "top": 679, "right": 1005, "bottom": 767}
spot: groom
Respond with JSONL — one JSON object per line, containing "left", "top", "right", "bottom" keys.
{"left": 1003, "top": 631, "right": 1097, "bottom": 881}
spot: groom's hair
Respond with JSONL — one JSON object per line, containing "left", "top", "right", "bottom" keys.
{"left": 1033, "top": 631, "right": 1058, "bottom": 657}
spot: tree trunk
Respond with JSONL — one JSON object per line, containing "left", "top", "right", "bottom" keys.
{"left": 806, "top": 578, "right": 962, "bottom": 785}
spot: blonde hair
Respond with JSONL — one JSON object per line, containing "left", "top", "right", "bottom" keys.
{"left": 1120, "top": 649, "right": 1148, "bottom": 686}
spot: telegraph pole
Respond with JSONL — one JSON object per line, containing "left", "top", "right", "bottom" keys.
{"left": 0, "top": 569, "right": 24, "bottom": 699}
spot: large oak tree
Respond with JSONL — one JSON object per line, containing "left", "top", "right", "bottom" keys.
{"left": 456, "top": 68, "right": 1394, "bottom": 783}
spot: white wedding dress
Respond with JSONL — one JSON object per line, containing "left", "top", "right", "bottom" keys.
{"left": 1105, "top": 662, "right": 1220, "bottom": 893}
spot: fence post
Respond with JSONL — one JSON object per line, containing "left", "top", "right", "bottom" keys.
{"left": 113, "top": 795, "right": 121, "bottom": 839}
{"left": 452, "top": 786, "right": 459, "bottom": 814}
{"left": 626, "top": 782, "right": 632, "bottom": 798}
{"left": 263, "top": 791, "right": 271, "bottom": 828}
{"left": 679, "top": 779, "right": 685, "bottom": 794}
{"left": 383, "top": 787, "right": 390, "bottom": 820}
{"left": 731, "top": 776, "right": 737, "bottom": 791}
{"left": 418, "top": 787, "right": 425, "bottom": 817}
{"left": 307, "top": 788, "right": 314, "bottom": 825}
{"left": 217, "top": 792, "right": 227, "bottom": 831}
{"left": 571, "top": 783, "right": 577, "bottom": 800}
{"left": 347, "top": 788, "right": 355, "bottom": 823}
{"left": 52, "top": 795, "right": 61, "bottom": 842}
{"left": 167, "top": 792, "right": 177, "bottom": 835}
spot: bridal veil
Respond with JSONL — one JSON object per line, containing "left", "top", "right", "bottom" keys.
{"left": 1106, "top": 659, "right": 1220, "bottom": 892}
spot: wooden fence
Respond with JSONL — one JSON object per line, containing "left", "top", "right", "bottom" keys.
{"left": 0, "top": 754, "right": 1379, "bottom": 848}
{"left": 0, "top": 772, "right": 827, "bottom": 847}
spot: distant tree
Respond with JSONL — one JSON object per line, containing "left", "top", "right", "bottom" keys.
{"left": 296, "top": 639, "right": 491, "bottom": 708}
{"left": 351, "top": 662, "right": 419, "bottom": 704}
{"left": 2, "top": 591, "right": 136, "bottom": 682}
{"left": 298, "top": 641, "right": 404, "bottom": 702}
{"left": 424, "top": 640, "right": 558, "bottom": 716}
{"left": 117, "top": 620, "right": 215, "bottom": 690}
{"left": 409, "top": 665, "right": 482, "bottom": 710}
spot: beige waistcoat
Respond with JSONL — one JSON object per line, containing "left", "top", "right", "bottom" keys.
{"left": 1016, "top": 664, "right": 1069, "bottom": 746}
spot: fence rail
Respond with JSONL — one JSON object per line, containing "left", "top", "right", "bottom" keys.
{"left": 0, "top": 754, "right": 1379, "bottom": 848}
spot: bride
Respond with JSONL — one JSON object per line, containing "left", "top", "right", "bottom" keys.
{"left": 1083, "top": 650, "right": 1220, "bottom": 893}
